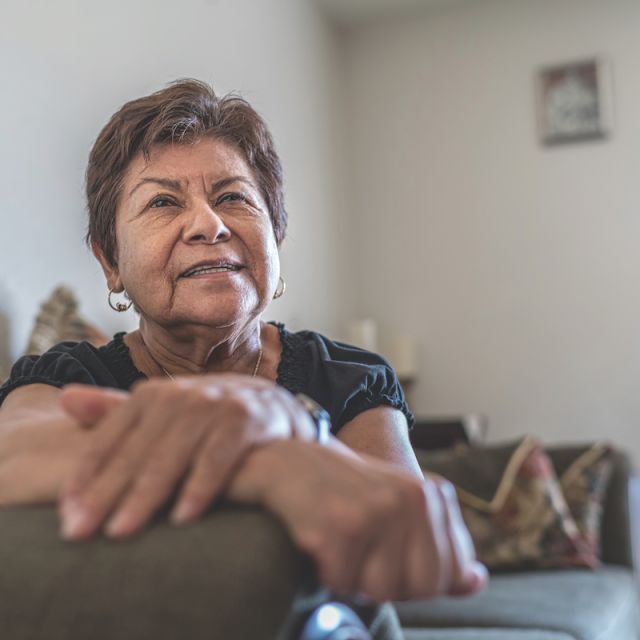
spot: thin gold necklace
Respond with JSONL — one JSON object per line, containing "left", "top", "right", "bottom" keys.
{"left": 139, "top": 334, "right": 263, "bottom": 380}
{"left": 159, "top": 348, "right": 263, "bottom": 380}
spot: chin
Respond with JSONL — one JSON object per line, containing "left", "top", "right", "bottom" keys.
{"left": 171, "top": 303, "right": 256, "bottom": 328}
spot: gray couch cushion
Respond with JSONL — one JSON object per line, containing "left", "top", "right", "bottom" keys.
{"left": 395, "top": 566, "right": 639, "bottom": 640}
{"left": 403, "top": 630, "right": 575, "bottom": 640}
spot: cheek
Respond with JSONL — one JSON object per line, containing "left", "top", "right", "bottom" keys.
{"left": 117, "top": 231, "right": 171, "bottom": 289}
{"left": 259, "top": 232, "right": 281, "bottom": 288}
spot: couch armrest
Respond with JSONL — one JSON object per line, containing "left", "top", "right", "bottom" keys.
{"left": 0, "top": 504, "right": 305, "bottom": 639}
{"left": 0, "top": 505, "right": 402, "bottom": 640}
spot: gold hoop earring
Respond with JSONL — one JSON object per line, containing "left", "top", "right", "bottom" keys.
{"left": 108, "top": 289, "right": 133, "bottom": 312}
{"left": 273, "top": 276, "right": 286, "bottom": 300}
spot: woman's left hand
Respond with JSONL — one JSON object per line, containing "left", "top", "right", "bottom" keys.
{"left": 57, "top": 376, "right": 316, "bottom": 541}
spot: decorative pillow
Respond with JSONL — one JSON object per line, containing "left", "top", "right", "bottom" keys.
{"left": 558, "top": 444, "right": 613, "bottom": 562}
{"left": 416, "top": 438, "right": 610, "bottom": 571}
{"left": 26, "top": 285, "right": 108, "bottom": 355}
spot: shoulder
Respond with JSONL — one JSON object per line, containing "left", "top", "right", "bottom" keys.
{"left": 0, "top": 333, "right": 140, "bottom": 408}
{"left": 274, "top": 323, "right": 414, "bottom": 433}
{"left": 297, "top": 328, "right": 390, "bottom": 367}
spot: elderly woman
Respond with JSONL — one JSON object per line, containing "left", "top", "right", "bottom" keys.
{"left": 0, "top": 80, "right": 486, "bottom": 604}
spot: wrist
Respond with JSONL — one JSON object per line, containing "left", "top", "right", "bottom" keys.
{"left": 225, "top": 439, "right": 294, "bottom": 505}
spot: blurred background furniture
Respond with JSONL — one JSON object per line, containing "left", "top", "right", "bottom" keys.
{"left": 396, "top": 443, "right": 640, "bottom": 640}
{"left": 410, "top": 416, "right": 488, "bottom": 450}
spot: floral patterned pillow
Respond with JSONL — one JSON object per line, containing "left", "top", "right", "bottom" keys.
{"left": 559, "top": 444, "right": 613, "bottom": 563}
{"left": 416, "top": 438, "right": 613, "bottom": 571}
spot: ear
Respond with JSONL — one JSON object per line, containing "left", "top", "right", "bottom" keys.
{"left": 91, "top": 240, "right": 123, "bottom": 292}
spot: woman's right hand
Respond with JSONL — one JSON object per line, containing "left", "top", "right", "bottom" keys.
{"left": 227, "top": 438, "right": 488, "bottom": 603}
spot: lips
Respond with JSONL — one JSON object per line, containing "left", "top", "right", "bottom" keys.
{"left": 180, "top": 259, "right": 244, "bottom": 278}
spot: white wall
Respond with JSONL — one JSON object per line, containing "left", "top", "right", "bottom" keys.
{"left": 0, "top": 0, "right": 353, "bottom": 359}
{"left": 4, "top": 0, "right": 640, "bottom": 461}
{"left": 345, "top": 0, "right": 640, "bottom": 458}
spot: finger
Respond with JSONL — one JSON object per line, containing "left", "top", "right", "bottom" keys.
{"left": 170, "top": 422, "right": 255, "bottom": 524}
{"left": 60, "top": 385, "right": 129, "bottom": 427}
{"left": 356, "top": 483, "right": 415, "bottom": 602}
{"left": 70, "top": 394, "right": 182, "bottom": 513}
{"left": 433, "top": 476, "right": 488, "bottom": 596}
{"left": 405, "top": 477, "right": 453, "bottom": 598}
{"left": 60, "top": 397, "right": 142, "bottom": 502}
{"left": 358, "top": 521, "right": 408, "bottom": 602}
{"left": 104, "top": 417, "right": 211, "bottom": 538}
{"left": 59, "top": 400, "right": 146, "bottom": 539}
{"left": 312, "top": 499, "right": 379, "bottom": 597}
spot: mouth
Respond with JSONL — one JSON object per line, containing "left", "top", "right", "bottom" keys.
{"left": 180, "top": 260, "right": 244, "bottom": 278}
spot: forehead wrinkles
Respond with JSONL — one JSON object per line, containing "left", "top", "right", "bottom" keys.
{"left": 128, "top": 142, "right": 257, "bottom": 194}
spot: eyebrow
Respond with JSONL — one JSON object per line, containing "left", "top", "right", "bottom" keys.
{"left": 128, "top": 175, "right": 255, "bottom": 198}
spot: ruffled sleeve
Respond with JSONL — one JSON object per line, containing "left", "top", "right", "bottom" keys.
{"left": 275, "top": 324, "right": 415, "bottom": 434}
{"left": 0, "top": 341, "right": 116, "bottom": 407}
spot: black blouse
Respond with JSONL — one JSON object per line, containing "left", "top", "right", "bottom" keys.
{"left": 0, "top": 323, "right": 414, "bottom": 434}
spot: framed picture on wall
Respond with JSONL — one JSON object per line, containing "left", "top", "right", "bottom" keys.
{"left": 536, "top": 57, "right": 614, "bottom": 145}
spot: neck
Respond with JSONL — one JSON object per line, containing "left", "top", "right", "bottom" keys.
{"left": 135, "top": 316, "right": 263, "bottom": 378}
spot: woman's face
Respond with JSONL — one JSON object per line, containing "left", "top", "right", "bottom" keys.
{"left": 98, "top": 137, "right": 280, "bottom": 330}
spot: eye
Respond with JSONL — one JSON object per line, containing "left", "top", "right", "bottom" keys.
{"left": 217, "top": 192, "right": 247, "bottom": 205}
{"left": 149, "top": 195, "right": 177, "bottom": 209}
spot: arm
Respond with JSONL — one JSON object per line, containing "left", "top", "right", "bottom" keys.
{"left": 224, "top": 437, "right": 486, "bottom": 601}
{"left": 336, "top": 406, "right": 423, "bottom": 478}
{"left": 0, "top": 384, "right": 124, "bottom": 506}
{"left": 1, "top": 383, "right": 486, "bottom": 601}
{"left": 0, "top": 385, "right": 87, "bottom": 505}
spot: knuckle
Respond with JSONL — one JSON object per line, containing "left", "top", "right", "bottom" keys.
{"left": 435, "top": 476, "right": 457, "bottom": 500}
{"left": 335, "top": 507, "right": 370, "bottom": 542}
{"left": 403, "top": 476, "right": 429, "bottom": 510}
{"left": 228, "top": 395, "right": 253, "bottom": 419}
{"left": 215, "top": 391, "right": 252, "bottom": 419}
{"left": 296, "top": 528, "right": 325, "bottom": 556}
{"left": 135, "top": 467, "right": 169, "bottom": 492}
{"left": 181, "top": 388, "right": 212, "bottom": 412}
{"left": 132, "top": 380, "right": 161, "bottom": 397}
{"left": 372, "top": 486, "right": 403, "bottom": 518}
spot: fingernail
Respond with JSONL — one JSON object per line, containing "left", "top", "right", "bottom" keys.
{"left": 170, "top": 500, "right": 196, "bottom": 525}
{"left": 105, "top": 511, "right": 134, "bottom": 537}
{"left": 60, "top": 503, "right": 90, "bottom": 540}
{"left": 472, "top": 562, "right": 489, "bottom": 590}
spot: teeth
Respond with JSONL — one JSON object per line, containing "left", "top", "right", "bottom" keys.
{"left": 185, "top": 265, "right": 238, "bottom": 277}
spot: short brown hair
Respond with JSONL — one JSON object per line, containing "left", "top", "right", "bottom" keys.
{"left": 86, "top": 79, "right": 287, "bottom": 266}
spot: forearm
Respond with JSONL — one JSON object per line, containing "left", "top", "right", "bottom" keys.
{"left": 224, "top": 436, "right": 355, "bottom": 506}
{"left": 0, "top": 414, "right": 90, "bottom": 506}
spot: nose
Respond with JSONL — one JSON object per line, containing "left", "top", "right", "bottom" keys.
{"left": 182, "top": 200, "right": 231, "bottom": 244}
